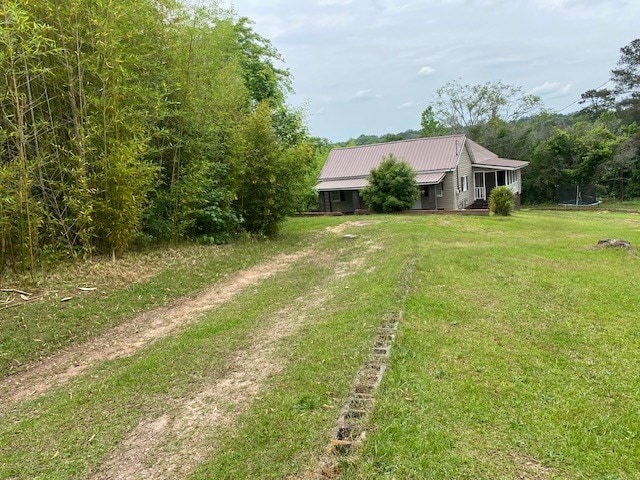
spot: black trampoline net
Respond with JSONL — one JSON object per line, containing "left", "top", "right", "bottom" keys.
{"left": 557, "top": 185, "right": 599, "bottom": 206}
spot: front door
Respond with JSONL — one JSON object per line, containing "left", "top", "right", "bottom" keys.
{"left": 474, "top": 172, "right": 486, "bottom": 200}
{"left": 485, "top": 172, "right": 497, "bottom": 198}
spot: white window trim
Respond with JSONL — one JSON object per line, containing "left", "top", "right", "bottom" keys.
{"left": 436, "top": 183, "right": 444, "bottom": 197}
{"left": 460, "top": 175, "right": 468, "bottom": 192}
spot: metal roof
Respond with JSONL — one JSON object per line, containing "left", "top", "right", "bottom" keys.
{"left": 415, "top": 172, "right": 446, "bottom": 184}
{"left": 465, "top": 138, "right": 498, "bottom": 163}
{"left": 465, "top": 138, "right": 529, "bottom": 169}
{"left": 316, "top": 178, "right": 368, "bottom": 191}
{"left": 474, "top": 158, "right": 529, "bottom": 170}
{"left": 319, "top": 135, "right": 466, "bottom": 180}
{"left": 316, "top": 171, "right": 445, "bottom": 192}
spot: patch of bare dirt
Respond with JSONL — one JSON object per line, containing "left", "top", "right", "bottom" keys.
{"left": 335, "top": 256, "right": 367, "bottom": 279}
{"left": 325, "top": 220, "right": 377, "bottom": 234}
{"left": 0, "top": 250, "right": 311, "bottom": 413}
{"left": 509, "top": 452, "right": 554, "bottom": 480}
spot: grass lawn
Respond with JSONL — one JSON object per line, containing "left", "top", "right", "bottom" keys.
{"left": 1, "top": 211, "right": 639, "bottom": 479}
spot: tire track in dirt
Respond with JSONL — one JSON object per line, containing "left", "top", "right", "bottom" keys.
{"left": 90, "top": 247, "right": 370, "bottom": 480}
{"left": 0, "top": 250, "right": 311, "bottom": 413}
{"left": 90, "top": 291, "right": 329, "bottom": 480}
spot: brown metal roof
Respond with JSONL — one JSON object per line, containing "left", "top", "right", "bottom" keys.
{"left": 316, "top": 178, "right": 368, "bottom": 191}
{"left": 319, "top": 135, "right": 466, "bottom": 180}
{"left": 415, "top": 172, "right": 446, "bottom": 184}
{"left": 474, "top": 158, "right": 529, "bottom": 169}
{"left": 465, "top": 138, "right": 498, "bottom": 163}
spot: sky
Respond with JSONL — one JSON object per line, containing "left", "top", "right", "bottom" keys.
{"left": 223, "top": 0, "right": 640, "bottom": 141}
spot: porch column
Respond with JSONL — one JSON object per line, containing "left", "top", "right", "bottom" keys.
{"left": 352, "top": 190, "right": 361, "bottom": 210}
{"left": 325, "top": 192, "right": 332, "bottom": 212}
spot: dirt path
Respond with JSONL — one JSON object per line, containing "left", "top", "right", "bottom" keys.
{"left": 0, "top": 250, "right": 311, "bottom": 413}
{"left": 89, "top": 242, "right": 374, "bottom": 480}
{"left": 91, "top": 289, "right": 330, "bottom": 480}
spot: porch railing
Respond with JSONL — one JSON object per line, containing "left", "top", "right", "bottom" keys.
{"left": 507, "top": 181, "right": 518, "bottom": 193}
{"left": 474, "top": 186, "right": 486, "bottom": 200}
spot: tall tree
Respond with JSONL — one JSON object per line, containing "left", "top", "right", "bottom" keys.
{"left": 232, "top": 16, "right": 291, "bottom": 106}
{"left": 420, "top": 105, "right": 448, "bottom": 137}
{"left": 611, "top": 38, "right": 640, "bottom": 122}
{"left": 578, "top": 89, "right": 616, "bottom": 119}
{"left": 612, "top": 38, "right": 640, "bottom": 97}
{"left": 233, "top": 102, "right": 313, "bottom": 235}
{"left": 431, "top": 80, "right": 542, "bottom": 131}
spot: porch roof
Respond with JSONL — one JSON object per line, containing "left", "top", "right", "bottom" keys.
{"left": 315, "top": 171, "right": 447, "bottom": 192}
{"left": 473, "top": 158, "right": 529, "bottom": 170}
{"left": 316, "top": 178, "right": 368, "bottom": 191}
{"left": 415, "top": 172, "right": 446, "bottom": 185}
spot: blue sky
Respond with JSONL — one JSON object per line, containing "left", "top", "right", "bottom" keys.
{"left": 224, "top": 0, "right": 640, "bottom": 141}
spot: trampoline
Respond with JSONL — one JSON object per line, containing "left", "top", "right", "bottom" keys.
{"left": 557, "top": 185, "right": 600, "bottom": 207}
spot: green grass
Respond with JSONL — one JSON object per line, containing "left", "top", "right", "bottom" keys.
{"left": 344, "top": 211, "right": 640, "bottom": 479}
{"left": 2, "top": 211, "right": 639, "bottom": 479}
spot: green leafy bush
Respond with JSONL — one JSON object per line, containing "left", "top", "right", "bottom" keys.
{"left": 489, "top": 186, "right": 515, "bottom": 216}
{"left": 361, "top": 155, "right": 419, "bottom": 213}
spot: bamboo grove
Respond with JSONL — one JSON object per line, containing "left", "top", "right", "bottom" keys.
{"left": 0, "top": 0, "right": 316, "bottom": 274}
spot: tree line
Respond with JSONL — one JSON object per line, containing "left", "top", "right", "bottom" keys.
{"left": 0, "top": 0, "right": 317, "bottom": 275}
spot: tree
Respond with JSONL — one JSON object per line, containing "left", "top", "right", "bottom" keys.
{"left": 578, "top": 89, "right": 616, "bottom": 119}
{"left": 232, "top": 16, "right": 291, "bottom": 106}
{"left": 0, "top": 0, "right": 312, "bottom": 274}
{"left": 612, "top": 38, "right": 640, "bottom": 97}
{"left": 420, "top": 105, "right": 448, "bottom": 137}
{"left": 361, "top": 155, "right": 419, "bottom": 213}
{"left": 233, "top": 102, "right": 314, "bottom": 235}
{"left": 611, "top": 38, "right": 640, "bottom": 123}
{"left": 432, "top": 80, "right": 542, "bottom": 131}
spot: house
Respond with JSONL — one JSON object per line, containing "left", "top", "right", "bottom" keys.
{"left": 316, "top": 134, "right": 529, "bottom": 213}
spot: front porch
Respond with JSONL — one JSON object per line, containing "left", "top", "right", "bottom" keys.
{"left": 467, "top": 168, "right": 522, "bottom": 210}
{"left": 473, "top": 169, "right": 520, "bottom": 201}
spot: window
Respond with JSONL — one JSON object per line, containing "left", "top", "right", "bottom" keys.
{"left": 435, "top": 183, "right": 444, "bottom": 197}
{"left": 330, "top": 191, "right": 345, "bottom": 202}
{"left": 460, "top": 175, "right": 468, "bottom": 192}
{"left": 506, "top": 170, "right": 517, "bottom": 186}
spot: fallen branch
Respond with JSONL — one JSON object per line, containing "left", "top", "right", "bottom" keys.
{"left": 0, "top": 288, "right": 32, "bottom": 297}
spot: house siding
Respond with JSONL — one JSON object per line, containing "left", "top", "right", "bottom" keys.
{"left": 456, "top": 147, "right": 474, "bottom": 209}
{"left": 517, "top": 170, "right": 522, "bottom": 193}
{"left": 437, "top": 172, "right": 456, "bottom": 210}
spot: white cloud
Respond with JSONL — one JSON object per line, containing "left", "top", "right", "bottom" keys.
{"left": 418, "top": 66, "right": 435, "bottom": 77}
{"left": 399, "top": 101, "right": 418, "bottom": 109}
{"left": 352, "top": 89, "right": 382, "bottom": 101}
{"left": 528, "top": 81, "right": 572, "bottom": 97}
